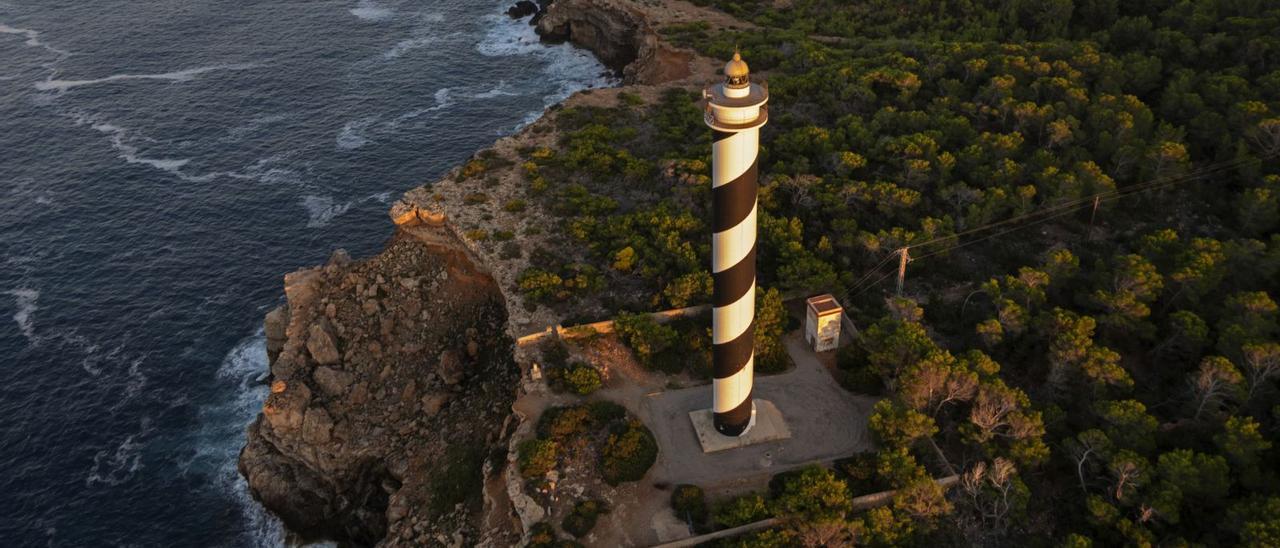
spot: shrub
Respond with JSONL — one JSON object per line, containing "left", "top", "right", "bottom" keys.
{"left": 562, "top": 499, "right": 609, "bottom": 538}
{"left": 463, "top": 192, "right": 488, "bottom": 205}
{"left": 542, "top": 340, "right": 570, "bottom": 368}
{"left": 493, "top": 230, "right": 515, "bottom": 241}
{"left": 538, "top": 406, "right": 593, "bottom": 440}
{"left": 614, "top": 312, "right": 681, "bottom": 373}
{"left": 427, "top": 445, "right": 484, "bottom": 518}
{"left": 500, "top": 241, "right": 521, "bottom": 259}
{"left": 464, "top": 229, "right": 488, "bottom": 241}
{"left": 600, "top": 420, "right": 658, "bottom": 485}
{"left": 671, "top": 484, "right": 708, "bottom": 528}
{"left": 771, "top": 465, "right": 853, "bottom": 522}
{"left": 564, "top": 363, "right": 603, "bottom": 395}
{"left": 504, "top": 199, "right": 528, "bottom": 212}
{"left": 462, "top": 158, "right": 486, "bottom": 178}
{"left": 713, "top": 493, "right": 770, "bottom": 528}
{"left": 618, "top": 91, "right": 645, "bottom": 107}
{"left": 518, "top": 439, "right": 559, "bottom": 478}
{"left": 526, "top": 522, "right": 558, "bottom": 547}
{"left": 587, "top": 400, "right": 627, "bottom": 423}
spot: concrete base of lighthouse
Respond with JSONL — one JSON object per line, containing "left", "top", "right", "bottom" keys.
{"left": 689, "top": 400, "right": 791, "bottom": 453}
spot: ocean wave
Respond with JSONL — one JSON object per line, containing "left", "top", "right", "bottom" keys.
{"left": 89, "top": 121, "right": 193, "bottom": 172}
{"left": 301, "top": 195, "right": 353, "bottom": 228}
{"left": 336, "top": 116, "right": 378, "bottom": 150}
{"left": 226, "top": 113, "right": 291, "bottom": 142}
{"left": 300, "top": 192, "right": 395, "bottom": 228}
{"left": 0, "top": 23, "right": 70, "bottom": 57}
{"left": 349, "top": 0, "right": 394, "bottom": 22}
{"left": 85, "top": 418, "right": 152, "bottom": 487}
{"left": 35, "top": 63, "right": 260, "bottom": 92}
{"left": 191, "top": 333, "right": 283, "bottom": 546}
{"left": 6, "top": 288, "right": 39, "bottom": 342}
{"left": 388, "top": 87, "right": 454, "bottom": 128}
{"left": 472, "top": 79, "right": 520, "bottom": 99}
{"left": 474, "top": 13, "right": 617, "bottom": 132}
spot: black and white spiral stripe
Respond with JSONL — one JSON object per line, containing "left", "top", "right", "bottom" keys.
{"left": 711, "top": 127, "right": 759, "bottom": 436}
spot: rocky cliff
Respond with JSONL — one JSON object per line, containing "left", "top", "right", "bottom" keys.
{"left": 239, "top": 1, "right": 735, "bottom": 545}
{"left": 535, "top": 0, "right": 693, "bottom": 84}
{"left": 239, "top": 220, "right": 520, "bottom": 546}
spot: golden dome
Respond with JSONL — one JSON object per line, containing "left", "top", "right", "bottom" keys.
{"left": 724, "top": 52, "right": 750, "bottom": 84}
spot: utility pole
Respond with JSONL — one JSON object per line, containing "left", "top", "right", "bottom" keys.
{"left": 896, "top": 247, "right": 910, "bottom": 296}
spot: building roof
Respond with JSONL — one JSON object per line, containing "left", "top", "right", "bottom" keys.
{"left": 806, "top": 294, "right": 842, "bottom": 316}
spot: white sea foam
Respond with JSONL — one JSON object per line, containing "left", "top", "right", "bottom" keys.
{"left": 472, "top": 79, "right": 520, "bottom": 99}
{"left": 336, "top": 116, "right": 378, "bottom": 150}
{"left": 226, "top": 113, "right": 290, "bottom": 141}
{"left": 382, "top": 36, "right": 435, "bottom": 60}
{"left": 475, "top": 13, "right": 617, "bottom": 132}
{"left": 0, "top": 23, "right": 70, "bottom": 57}
{"left": 389, "top": 87, "right": 454, "bottom": 128}
{"left": 35, "top": 63, "right": 259, "bottom": 92}
{"left": 85, "top": 418, "right": 152, "bottom": 487}
{"left": 349, "top": 0, "right": 394, "bottom": 22}
{"left": 192, "top": 333, "right": 283, "bottom": 546}
{"left": 301, "top": 195, "right": 353, "bottom": 228}
{"left": 7, "top": 288, "right": 39, "bottom": 342}
{"left": 89, "top": 121, "right": 193, "bottom": 173}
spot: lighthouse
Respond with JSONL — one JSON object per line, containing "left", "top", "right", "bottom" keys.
{"left": 705, "top": 52, "right": 768, "bottom": 437}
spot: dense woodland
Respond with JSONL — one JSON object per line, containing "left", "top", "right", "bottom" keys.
{"left": 501, "top": 0, "right": 1280, "bottom": 545}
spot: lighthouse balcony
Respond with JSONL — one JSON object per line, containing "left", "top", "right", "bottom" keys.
{"left": 705, "top": 104, "right": 768, "bottom": 132}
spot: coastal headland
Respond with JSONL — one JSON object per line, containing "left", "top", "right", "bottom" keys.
{"left": 239, "top": 1, "right": 747, "bottom": 545}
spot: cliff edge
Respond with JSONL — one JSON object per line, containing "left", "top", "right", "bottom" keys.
{"left": 239, "top": 1, "right": 743, "bottom": 545}
{"left": 238, "top": 222, "right": 520, "bottom": 546}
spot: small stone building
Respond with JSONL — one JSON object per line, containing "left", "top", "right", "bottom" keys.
{"left": 805, "top": 294, "right": 843, "bottom": 352}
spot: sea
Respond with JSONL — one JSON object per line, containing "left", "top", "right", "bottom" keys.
{"left": 0, "top": 1, "right": 613, "bottom": 545}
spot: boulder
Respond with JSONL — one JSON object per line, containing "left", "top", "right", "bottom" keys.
{"left": 306, "top": 323, "right": 341, "bottom": 365}
{"left": 313, "top": 366, "right": 354, "bottom": 396}
{"left": 302, "top": 407, "right": 334, "bottom": 444}
{"left": 505, "top": 0, "right": 537, "bottom": 18}
{"left": 264, "top": 306, "right": 288, "bottom": 340}
{"left": 438, "top": 350, "right": 465, "bottom": 385}
{"left": 421, "top": 392, "right": 451, "bottom": 416}
{"left": 263, "top": 381, "right": 311, "bottom": 432}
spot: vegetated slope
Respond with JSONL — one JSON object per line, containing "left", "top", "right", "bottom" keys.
{"left": 490, "top": 0, "right": 1280, "bottom": 544}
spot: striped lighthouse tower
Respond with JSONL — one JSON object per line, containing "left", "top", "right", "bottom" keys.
{"left": 705, "top": 52, "right": 768, "bottom": 437}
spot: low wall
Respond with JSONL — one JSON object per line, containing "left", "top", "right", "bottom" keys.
{"left": 514, "top": 303, "right": 711, "bottom": 347}
{"left": 647, "top": 474, "right": 960, "bottom": 548}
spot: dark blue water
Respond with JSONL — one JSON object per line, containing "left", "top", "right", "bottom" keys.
{"left": 0, "top": 1, "right": 611, "bottom": 544}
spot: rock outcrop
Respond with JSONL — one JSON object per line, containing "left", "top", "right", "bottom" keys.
{"left": 535, "top": 0, "right": 692, "bottom": 84}
{"left": 239, "top": 225, "right": 520, "bottom": 547}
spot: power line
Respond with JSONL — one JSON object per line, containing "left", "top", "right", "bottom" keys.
{"left": 906, "top": 150, "right": 1278, "bottom": 253}
{"left": 838, "top": 150, "right": 1279, "bottom": 300}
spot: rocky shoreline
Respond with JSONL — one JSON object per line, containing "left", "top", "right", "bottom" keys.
{"left": 238, "top": 1, "right": 746, "bottom": 545}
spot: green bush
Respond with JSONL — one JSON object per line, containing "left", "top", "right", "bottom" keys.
{"left": 562, "top": 499, "right": 609, "bottom": 538}
{"left": 614, "top": 312, "right": 682, "bottom": 373}
{"left": 461, "top": 159, "right": 486, "bottom": 179}
{"left": 588, "top": 400, "right": 627, "bottom": 423}
{"left": 671, "top": 484, "right": 709, "bottom": 528}
{"left": 600, "top": 420, "right": 658, "bottom": 485}
{"left": 713, "top": 493, "right": 771, "bottom": 528}
{"left": 504, "top": 199, "right": 528, "bottom": 212}
{"left": 564, "top": 363, "right": 603, "bottom": 395}
{"left": 463, "top": 191, "right": 488, "bottom": 205}
{"left": 538, "top": 406, "right": 593, "bottom": 440}
{"left": 426, "top": 445, "right": 484, "bottom": 518}
{"left": 518, "top": 439, "right": 559, "bottom": 478}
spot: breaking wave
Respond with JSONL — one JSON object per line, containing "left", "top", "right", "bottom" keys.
{"left": 35, "top": 63, "right": 260, "bottom": 92}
